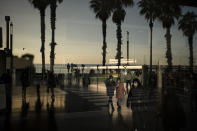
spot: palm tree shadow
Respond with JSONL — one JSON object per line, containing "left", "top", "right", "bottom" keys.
{"left": 107, "top": 108, "right": 114, "bottom": 130}
{"left": 20, "top": 101, "right": 29, "bottom": 131}
{"left": 47, "top": 99, "right": 58, "bottom": 131}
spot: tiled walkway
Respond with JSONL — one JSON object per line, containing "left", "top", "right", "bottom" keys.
{"left": 0, "top": 83, "right": 196, "bottom": 131}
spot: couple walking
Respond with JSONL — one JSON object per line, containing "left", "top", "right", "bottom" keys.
{"left": 105, "top": 75, "right": 126, "bottom": 111}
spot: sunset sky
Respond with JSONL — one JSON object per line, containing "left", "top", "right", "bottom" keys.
{"left": 0, "top": 0, "right": 197, "bottom": 65}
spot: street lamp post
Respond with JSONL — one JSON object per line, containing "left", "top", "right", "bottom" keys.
{"left": 10, "top": 22, "right": 13, "bottom": 76}
{"left": 127, "top": 31, "right": 129, "bottom": 65}
{"left": 5, "top": 16, "right": 10, "bottom": 51}
{"left": 0, "top": 27, "right": 2, "bottom": 48}
{"left": 5, "top": 16, "right": 12, "bottom": 112}
{"left": 149, "top": 20, "right": 153, "bottom": 86}
{"left": 97, "top": 65, "right": 99, "bottom": 93}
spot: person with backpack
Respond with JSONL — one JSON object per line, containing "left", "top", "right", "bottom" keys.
{"left": 105, "top": 75, "right": 116, "bottom": 111}
{"left": 125, "top": 71, "right": 132, "bottom": 94}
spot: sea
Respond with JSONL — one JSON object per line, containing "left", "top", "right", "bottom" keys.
{"left": 34, "top": 64, "right": 102, "bottom": 74}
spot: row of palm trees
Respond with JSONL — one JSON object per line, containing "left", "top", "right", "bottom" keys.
{"left": 90, "top": 0, "right": 133, "bottom": 69}
{"left": 90, "top": 0, "right": 197, "bottom": 75}
{"left": 28, "top": 0, "right": 197, "bottom": 81}
{"left": 179, "top": 12, "right": 197, "bottom": 72}
{"left": 28, "top": 0, "right": 63, "bottom": 80}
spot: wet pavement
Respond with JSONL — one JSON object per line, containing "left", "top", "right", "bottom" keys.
{"left": 0, "top": 83, "right": 197, "bottom": 131}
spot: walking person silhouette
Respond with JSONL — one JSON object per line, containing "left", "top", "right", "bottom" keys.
{"left": 105, "top": 75, "right": 116, "bottom": 111}
{"left": 116, "top": 77, "right": 126, "bottom": 111}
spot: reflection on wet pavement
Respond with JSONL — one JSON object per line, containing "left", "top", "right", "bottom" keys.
{"left": 11, "top": 86, "right": 67, "bottom": 113}
{"left": 0, "top": 83, "right": 197, "bottom": 131}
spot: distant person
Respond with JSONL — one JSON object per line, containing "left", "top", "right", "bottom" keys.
{"left": 67, "top": 73, "right": 72, "bottom": 86}
{"left": 35, "top": 84, "right": 42, "bottom": 114}
{"left": 71, "top": 63, "right": 74, "bottom": 73}
{"left": 81, "top": 64, "right": 85, "bottom": 75}
{"left": 82, "top": 74, "right": 90, "bottom": 87}
{"left": 67, "top": 63, "right": 70, "bottom": 73}
{"left": 105, "top": 75, "right": 116, "bottom": 111}
{"left": 20, "top": 69, "right": 30, "bottom": 103}
{"left": 125, "top": 71, "right": 132, "bottom": 94}
{"left": 75, "top": 69, "right": 80, "bottom": 86}
{"left": 116, "top": 78, "right": 126, "bottom": 111}
{"left": 47, "top": 71, "right": 56, "bottom": 100}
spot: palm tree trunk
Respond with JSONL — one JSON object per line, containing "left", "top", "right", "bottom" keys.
{"left": 149, "top": 19, "right": 153, "bottom": 85}
{"left": 165, "top": 27, "right": 172, "bottom": 70}
{"left": 102, "top": 20, "right": 107, "bottom": 66}
{"left": 50, "top": 0, "right": 57, "bottom": 73}
{"left": 116, "top": 23, "right": 122, "bottom": 74}
{"left": 102, "top": 20, "right": 107, "bottom": 74}
{"left": 188, "top": 36, "right": 194, "bottom": 73}
{"left": 40, "top": 10, "right": 46, "bottom": 80}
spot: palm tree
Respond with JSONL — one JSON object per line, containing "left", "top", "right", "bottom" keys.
{"left": 138, "top": 0, "right": 159, "bottom": 84}
{"left": 158, "top": 0, "right": 181, "bottom": 70}
{"left": 112, "top": 0, "right": 133, "bottom": 68}
{"left": 28, "top": 0, "right": 50, "bottom": 80}
{"left": 179, "top": 12, "right": 197, "bottom": 72}
{"left": 50, "top": 0, "right": 63, "bottom": 73}
{"left": 90, "top": 0, "right": 112, "bottom": 68}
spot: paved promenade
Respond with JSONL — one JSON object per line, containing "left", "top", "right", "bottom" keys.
{"left": 0, "top": 83, "right": 196, "bottom": 131}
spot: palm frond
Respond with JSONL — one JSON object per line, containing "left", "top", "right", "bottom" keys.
{"left": 112, "top": 8, "right": 126, "bottom": 24}
{"left": 90, "top": 0, "right": 112, "bottom": 21}
{"left": 138, "top": 0, "right": 160, "bottom": 22}
{"left": 157, "top": 0, "right": 181, "bottom": 28}
{"left": 29, "top": 0, "right": 50, "bottom": 10}
{"left": 179, "top": 12, "right": 197, "bottom": 37}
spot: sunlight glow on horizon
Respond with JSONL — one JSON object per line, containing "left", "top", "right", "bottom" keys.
{"left": 0, "top": 0, "right": 197, "bottom": 65}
